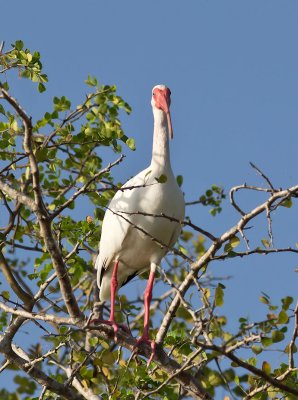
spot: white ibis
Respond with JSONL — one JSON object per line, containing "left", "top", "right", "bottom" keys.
{"left": 95, "top": 85, "right": 185, "bottom": 362}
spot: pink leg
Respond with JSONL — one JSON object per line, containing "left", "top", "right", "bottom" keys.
{"left": 108, "top": 260, "right": 119, "bottom": 337}
{"left": 90, "top": 260, "right": 130, "bottom": 339}
{"left": 135, "top": 267, "right": 156, "bottom": 365}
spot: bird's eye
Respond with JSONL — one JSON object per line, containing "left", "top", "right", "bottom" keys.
{"left": 152, "top": 92, "right": 155, "bottom": 96}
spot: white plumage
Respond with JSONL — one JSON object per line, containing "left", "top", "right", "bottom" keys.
{"left": 96, "top": 85, "right": 185, "bottom": 300}
{"left": 95, "top": 85, "right": 184, "bottom": 360}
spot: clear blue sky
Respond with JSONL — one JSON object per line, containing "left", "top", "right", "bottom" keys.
{"left": 1, "top": 0, "right": 298, "bottom": 396}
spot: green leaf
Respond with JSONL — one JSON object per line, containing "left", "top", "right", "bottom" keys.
{"left": 285, "top": 343, "right": 297, "bottom": 354}
{"left": 126, "top": 137, "right": 136, "bottom": 151}
{"left": 79, "top": 365, "right": 93, "bottom": 379}
{"left": 230, "top": 236, "right": 240, "bottom": 248}
{"left": 281, "top": 296, "right": 293, "bottom": 311}
{"left": 176, "top": 175, "right": 183, "bottom": 187}
{"left": 247, "top": 357, "right": 257, "bottom": 367}
{"left": 35, "top": 148, "right": 48, "bottom": 162}
{"left": 261, "top": 337, "right": 273, "bottom": 347}
{"left": 155, "top": 174, "right": 167, "bottom": 184}
{"left": 281, "top": 198, "right": 292, "bottom": 208}
{"left": 14, "top": 40, "right": 24, "bottom": 50}
{"left": 1, "top": 291, "right": 10, "bottom": 300}
{"left": 261, "top": 238, "right": 270, "bottom": 248}
{"left": 259, "top": 295, "right": 270, "bottom": 305}
{"left": 85, "top": 75, "right": 98, "bottom": 87}
{"left": 88, "top": 337, "right": 99, "bottom": 347}
{"left": 251, "top": 345, "right": 262, "bottom": 355}
{"left": 262, "top": 361, "right": 271, "bottom": 374}
{"left": 272, "top": 330, "right": 285, "bottom": 343}
{"left": 38, "top": 83, "right": 46, "bottom": 93}
{"left": 215, "top": 284, "right": 224, "bottom": 307}
{"left": 277, "top": 310, "right": 289, "bottom": 324}
{"left": 2, "top": 82, "right": 9, "bottom": 91}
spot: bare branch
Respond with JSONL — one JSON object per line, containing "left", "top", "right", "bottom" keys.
{"left": 0, "top": 301, "right": 77, "bottom": 325}
{"left": 24, "top": 342, "right": 66, "bottom": 369}
{"left": 212, "top": 246, "right": 298, "bottom": 260}
{"left": 0, "top": 251, "right": 33, "bottom": 306}
{"left": 0, "top": 179, "right": 36, "bottom": 210}
{"left": 156, "top": 185, "right": 298, "bottom": 344}
{"left": 288, "top": 301, "right": 298, "bottom": 369}
{"left": 249, "top": 162, "right": 276, "bottom": 192}
{"left": 113, "top": 209, "right": 217, "bottom": 241}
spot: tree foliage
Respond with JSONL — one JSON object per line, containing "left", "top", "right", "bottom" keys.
{"left": 0, "top": 41, "right": 297, "bottom": 399}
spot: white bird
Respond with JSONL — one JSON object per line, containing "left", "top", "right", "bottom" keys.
{"left": 95, "top": 85, "right": 185, "bottom": 362}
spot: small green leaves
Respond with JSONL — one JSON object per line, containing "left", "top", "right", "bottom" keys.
{"left": 53, "top": 96, "right": 71, "bottom": 111}
{"left": 85, "top": 75, "right": 98, "bottom": 87}
{"left": 14, "top": 40, "right": 24, "bottom": 50}
{"left": 3, "top": 41, "right": 49, "bottom": 91}
{"left": 155, "top": 174, "right": 167, "bottom": 183}
{"left": 196, "top": 185, "right": 225, "bottom": 215}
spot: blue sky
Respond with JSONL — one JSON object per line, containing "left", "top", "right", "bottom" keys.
{"left": 1, "top": 0, "right": 298, "bottom": 396}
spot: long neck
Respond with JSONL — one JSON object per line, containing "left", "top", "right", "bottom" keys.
{"left": 150, "top": 108, "right": 171, "bottom": 171}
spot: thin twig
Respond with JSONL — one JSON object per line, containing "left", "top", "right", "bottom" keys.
{"left": 249, "top": 162, "right": 276, "bottom": 192}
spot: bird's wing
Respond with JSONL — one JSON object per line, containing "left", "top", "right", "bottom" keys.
{"left": 96, "top": 168, "right": 151, "bottom": 287}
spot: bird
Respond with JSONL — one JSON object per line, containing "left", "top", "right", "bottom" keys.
{"left": 95, "top": 84, "right": 185, "bottom": 363}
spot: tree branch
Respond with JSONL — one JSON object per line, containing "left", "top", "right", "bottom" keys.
{"left": 0, "top": 87, "right": 82, "bottom": 319}
{"left": 0, "top": 252, "right": 33, "bottom": 306}
{"left": 49, "top": 154, "right": 125, "bottom": 220}
{"left": 156, "top": 185, "right": 298, "bottom": 344}
{"left": 1, "top": 344, "right": 84, "bottom": 400}
{"left": 86, "top": 324, "right": 211, "bottom": 400}
{"left": 196, "top": 340, "right": 298, "bottom": 397}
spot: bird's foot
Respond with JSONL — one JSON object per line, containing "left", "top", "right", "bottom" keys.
{"left": 89, "top": 318, "right": 130, "bottom": 340}
{"left": 134, "top": 335, "right": 156, "bottom": 366}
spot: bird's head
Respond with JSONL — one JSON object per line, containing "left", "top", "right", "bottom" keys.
{"left": 151, "top": 84, "right": 173, "bottom": 139}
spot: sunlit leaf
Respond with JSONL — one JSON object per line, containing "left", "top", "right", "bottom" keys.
{"left": 262, "top": 361, "right": 271, "bottom": 374}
